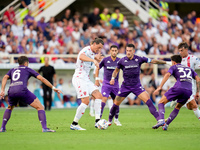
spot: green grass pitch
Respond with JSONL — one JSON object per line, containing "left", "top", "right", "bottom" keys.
{"left": 0, "top": 107, "right": 199, "bottom": 150}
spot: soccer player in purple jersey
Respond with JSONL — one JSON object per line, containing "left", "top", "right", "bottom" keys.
{"left": 108, "top": 44, "right": 169, "bottom": 126}
{"left": 0, "top": 56, "right": 62, "bottom": 132}
{"left": 152, "top": 55, "right": 200, "bottom": 130}
{"left": 95, "top": 45, "right": 122, "bottom": 126}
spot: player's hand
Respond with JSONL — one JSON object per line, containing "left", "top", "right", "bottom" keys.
{"left": 0, "top": 90, "right": 5, "bottom": 99}
{"left": 153, "top": 87, "right": 161, "bottom": 95}
{"left": 94, "top": 53, "right": 102, "bottom": 62}
{"left": 99, "top": 79, "right": 103, "bottom": 84}
{"left": 195, "top": 93, "right": 199, "bottom": 101}
{"left": 54, "top": 88, "right": 63, "bottom": 94}
{"left": 95, "top": 80, "right": 100, "bottom": 87}
{"left": 93, "top": 60, "right": 99, "bottom": 69}
{"left": 110, "top": 79, "right": 115, "bottom": 85}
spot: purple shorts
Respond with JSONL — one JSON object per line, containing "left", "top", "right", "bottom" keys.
{"left": 8, "top": 90, "right": 36, "bottom": 106}
{"left": 117, "top": 83, "right": 145, "bottom": 97}
{"left": 101, "top": 84, "right": 119, "bottom": 100}
{"left": 164, "top": 87, "right": 192, "bottom": 105}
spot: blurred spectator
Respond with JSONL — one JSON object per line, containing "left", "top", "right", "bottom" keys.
{"left": 37, "top": 17, "right": 47, "bottom": 32}
{"left": 191, "top": 11, "right": 196, "bottom": 24}
{"left": 72, "top": 26, "right": 81, "bottom": 41}
{"left": 100, "top": 8, "right": 110, "bottom": 27}
{"left": 66, "top": 96, "right": 78, "bottom": 108}
{"left": 191, "top": 35, "right": 200, "bottom": 54}
{"left": 24, "top": 25, "right": 37, "bottom": 38}
{"left": 88, "top": 7, "right": 101, "bottom": 26}
{"left": 170, "top": 31, "right": 182, "bottom": 53}
{"left": 133, "top": 10, "right": 142, "bottom": 26}
{"left": 11, "top": 19, "right": 23, "bottom": 40}
{"left": 111, "top": 7, "right": 124, "bottom": 23}
{"left": 34, "top": 84, "right": 44, "bottom": 105}
{"left": 80, "top": 31, "right": 90, "bottom": 48}
{"left": 62, "top": 9, "right": 72, "bottom": 25}
{"left": 149, "top": 41, "right": 160, "bottom": 55}
{"left": 155, "top": 29, "right": 170, "bottom": 51}
{"left": 56, "top": 21, "right": 64, "bottom": 35}
{"left": 54, "top": 78, "right": 64, "bottom": 108}
{"left": 48, "top": 35, "right": 60, "bottom": 49}
{"left": 66, "top": 35, "right": 79, "bottom": 54}
{"left": 170, "top": 10, "right": 181, "bottom": 23}
{"left": 159, "top": 0, "right": 169, "bottom": 17}
{"left": 3, "top": 5, "right": 15, "bottom": 25}
{"left": 17, "top": 38, "right": 28, "bottom": 54}
{"left": 24, "top": 10, "right": 34, "bottom": 27}
{"left": 81, "top": 16, "right": 89, "bottom": 31}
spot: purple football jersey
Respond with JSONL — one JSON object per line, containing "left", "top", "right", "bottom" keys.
{"left": 117, "top": 55, "right": 151, "bottom": 86}
{"left": 6, "top": 66, "right": 39, "bottom": 94}
{"left": 168, "top": 64, "right": 198, "bottom": 91}
{"left": 99, "top": 56, "right": 120, "bottom": 87}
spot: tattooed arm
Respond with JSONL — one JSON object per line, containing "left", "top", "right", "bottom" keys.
{"left": 110, "top": 68, "right": 120, "bottom": 85}
{"left": 150, "top": 59, "right": 167, "bottom": 64}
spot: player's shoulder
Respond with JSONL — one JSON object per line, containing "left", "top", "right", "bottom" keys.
{"left": 80, "top": 46, "right": 91, "bottom": 53}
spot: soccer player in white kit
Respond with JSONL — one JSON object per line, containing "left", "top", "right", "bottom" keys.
{"left": 70, "top": 38, "right": 104, "bottom": 130}
{"left": 177, "top": 42, "right": 200, "bottom": 121}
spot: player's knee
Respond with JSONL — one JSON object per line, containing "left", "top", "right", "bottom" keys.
{"left": 95, "top": 92, "right": 103, "bottom": 99}
{"left": 36, "top": 104, "right": 44, "bottom": 110}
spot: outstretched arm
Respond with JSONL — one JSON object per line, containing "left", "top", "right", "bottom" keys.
{"left": 150, "top": 59, "right": 166, "bottom": 64}
{"left": 37, "top": 75, "right": 62, "bottom": 94}
{"left": 0, "top": 75, "right": 9, "bottom": 99}
{"left": 79, "top": 53, "right": 99, "bottom": 69}
{"left": 110, "top": 68, "right": 120, "bottom": 85}
{"left": 153, "top": 72, "right": 171, "bottom": 95}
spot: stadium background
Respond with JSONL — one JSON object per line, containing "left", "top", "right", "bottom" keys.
{"left": 0, "top": 0, "right": 200, "bottom": 108}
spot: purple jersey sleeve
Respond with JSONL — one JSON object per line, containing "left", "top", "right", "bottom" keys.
{"left": 167, "top": 66, "right": 174, "bottom": 75}
{"left": 27, "top": 67, "right": 39, "bottom": 78}
{"left": 117, "top": 58, "right": 123, "bottom": 69}
{"left": 140, "top": 56, "right": 151, "bottom": 64}
{"left": 6, "top": 69, "right": 12, "bottom": 79}
{"left": 99, "top": 58, "right": 105, "bottom": 69}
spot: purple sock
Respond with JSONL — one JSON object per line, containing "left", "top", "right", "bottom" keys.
{"left": 1, "top": 109, "right": 12, "bottom": 130}
{"left": 158, "top": 103, "right": 165, "bottom": 120}
{"left": 115, "top": 106, "right": 119, "bottom": 119}
{"left": 146, "top": 99, "right": 159, "bottom": 121}
{"left": 100, "top": 102, "right": 106, "bottom": 118}
{"left": 166, "top": 108, "right": 179, "bottom": 125}
{"left": 108, "top": 104, "right": 119, "bottom": 122}
{"left": 38, "top": 110, "right": 47, "bottom": 129}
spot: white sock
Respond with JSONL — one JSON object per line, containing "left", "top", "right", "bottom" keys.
{"left": 94, "top": 99, "right": 102, "bottom": 120}
{"left": 73, "top": 103, "right": 88, "bottom": 122}
{"left": 193, "top": 108, "right": 200, "bottom": 120}
{"left": 107, "top": 99, "right": 113, "bottom": 111}
{"left": 90, "top": 99, "right": 94, "bottom": 114}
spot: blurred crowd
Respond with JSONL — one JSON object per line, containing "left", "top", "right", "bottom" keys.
{"left": 0, "top": 1, "right": 200, "bottom": 64}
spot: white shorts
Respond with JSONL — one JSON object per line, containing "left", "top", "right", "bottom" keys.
{"left": 72, "top": 76, "right": 98, "bottom": 99}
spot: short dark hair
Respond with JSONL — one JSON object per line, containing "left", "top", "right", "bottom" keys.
{"left": 178, "top": 42, "right": 189, "bottom": 49}
{"left": 110, "top": 45, "right": 118, "bottom": 50}
{"left": 91, "top": 38, "right": 104, "bottom": 45}
{"left": 171, "top": 55, "right": 182, "bottom": 63}
{"left": 126, "top": 43, "right": 135, "bottom": 49}
{"left": 18, "top": 56, "right": 29, "bottom": 65}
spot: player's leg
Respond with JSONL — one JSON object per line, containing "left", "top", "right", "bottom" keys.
{"left": 92, "top": 89, "right": 103, "bottom": 123}
{"left": 100, "top": 96, "right": 108, "bottom": 118}
{"left": 89, "top": 96, "right": 95, "bottom": 117}
{"left": 0, "top": 105, "right": 15, "bottom": 132}
{"left": 42, "top": 84, "right": 48, "bottom": 110}
{"left": 138, "top": 91, "right": 159, "bottom": 121}
{"left": 152, "top": 95, "right": 169, "bottom": 129}
{"left": 107, "top": 96, "right": 113, "bottom": 111}
{"left": 48, "top": 87, "right": 52, "bottom": 110}
{"left": 108, "top": 96, "right": 126, "bottom": 124}
{"left": 30, "top": 97, "right": 55, "bottom": 132}
{"left": 187, "top": 99, "right": 200, "bottom": 120}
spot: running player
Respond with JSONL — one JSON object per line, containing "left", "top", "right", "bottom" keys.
{"left": 176, "top": 42, "right": 200, "bottom": 120}
{"left": 152, "top": 55, "right": 200, "bottom": 130}
{"left": 108, "top": 44, "right": 169, "bottom": 125}
{"left": 70, "top": 38, "right": 104, "bottom": 130}
{"left": 0, "top": 56, "right": 62, "bottom": 132}
{"left": 95, "top": 45, "right": 121, "bottom": 126}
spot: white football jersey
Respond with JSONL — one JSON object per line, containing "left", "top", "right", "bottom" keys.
{"left": 181, "top": 54, "right": 200, "bottom": 94}
{"left": 74, "top": 46, "right": 95, "bottom": 78}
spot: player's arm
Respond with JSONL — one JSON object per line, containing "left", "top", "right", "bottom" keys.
{"left": 37, "top": 75, "right": 63, "bottom": 94}
{"left": 79, "top": 53, "right": 99, "bottom": 69}
{"left": 53, "top": 74, "right": 57, "bottom": 86}
{"left": 95, "top": 67, "right": 101, "bottom": 87}
{"left": 110, "top": 68, "right": 120, "bottom": 85}
{"left": 150, "top": 59, "right": 167, "bottom": 64}
{"left": 153, "top": 72, "right": 171, "bottom": 95}
{"left": 195, "top": 75, "right": 200, "bottom": 101}
{"left": 0, "top": 75, "right": 9, "bottom": 99}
